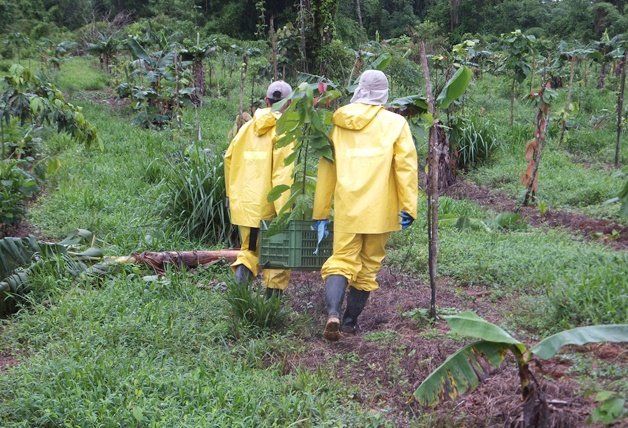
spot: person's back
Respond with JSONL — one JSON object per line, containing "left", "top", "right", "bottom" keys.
{"left": 224, "top": 81, "right": 293, "bottom": 296}
{"left": 225, "top": 107, "right": 292, "bottom": 227}
{"left": 321, "top": 103, "right": 416, "bottom": 234}
{"left": 313, "top": 70, "right": 418, "bottom": 341}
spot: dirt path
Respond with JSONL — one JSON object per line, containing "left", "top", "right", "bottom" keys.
{"left": 445, "top": 180, "right": 628, "bottom": 250}
{"left": 282, "top": 271, "right": 622, "bottom": 427}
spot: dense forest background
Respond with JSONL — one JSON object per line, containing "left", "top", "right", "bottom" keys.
{"left": 2, "top": 0, "right": 626, "bottom": 46}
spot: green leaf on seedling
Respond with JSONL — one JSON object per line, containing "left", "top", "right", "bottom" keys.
{"left": 267, "top": 185, "right": 290, "bottom": 202}
{"left": 590, "top": 391, "right": 625, "bottom": 424}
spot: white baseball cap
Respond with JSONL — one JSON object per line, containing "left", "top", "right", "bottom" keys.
{"left": 266, "top": 80, "right": 293, "bottom": 101}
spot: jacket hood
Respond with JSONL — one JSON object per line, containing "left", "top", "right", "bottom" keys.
{"left": 332, "top": 103, "right": 383, "bottom": 130}
{"left": 253, "top": 107, "right": 279, "bottom": 136}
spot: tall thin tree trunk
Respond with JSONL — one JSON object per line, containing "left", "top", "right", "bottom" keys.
{"left": 269, "top": 15, "right": 278, "bottom": 81}
{"left": 356, "top": 0, "right": 363, "bottom": 28}
{"left": 450, "top": 0, "right": 460, "bottom": 31}
{"left": 530, "top": 56, "right": 536, "bottom": 93}
{"left": 420, "top": 41, "right": 438, "bottom": 320}
{"left": 559, "top": 58, "right": 576, "bottom": 146}
{"left": 239, "top": 54, "right": 248, "bottom": 117}
{"left": 510, "top": 77, "right": 516, "bottom": 126}
{"left": 615, "top": 51, "right": 627, "bottom": 167}
{"left": 522, "top": 81, "right": 552, "bottom": 207}
{"left": 299, "top": 0, "right": 308, "bottom": 72}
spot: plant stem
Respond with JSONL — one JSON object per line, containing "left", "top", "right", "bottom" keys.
{"left": 510, "top": 76, "right": 516, "bottom": 127}
{"left": 615, "top": 50, "right": 626, "bottom": 167}
{"left": 420, "top": 41, "right": 438, "bottom": 320}
{"left": 522, "top": 82, "right": 552, "bottom": 207}
{"left": 559, "top": 58, "right": 576, "bottom": 146}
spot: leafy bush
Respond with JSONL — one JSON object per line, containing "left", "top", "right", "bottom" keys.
{"left": 0, "top": 159, "right": 38, "bottom": 230}
{"left": 160, "top": 147, "right": 237, "bottom": 246}
{"left": 548, "top": 258, "right": 628, "bottom": 329}
{"left": 316, "top": 39, "right": 355, "bottom": 82}
{"left": 449, "top": 115, "right": 499, "bottom": 169}
{"left": 225, "top": 281, "right": 287, "bottom": 332}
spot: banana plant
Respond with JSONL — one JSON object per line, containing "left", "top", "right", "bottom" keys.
{"left": 590, "top": 31, "right": 624, "bottom": 90}
{"left": 415, "top": 311, "right": 628, "bottom": 426}
{"left": 0, "top": 229, "right": 103, "bottom": 315}
{"left": 120, "top": 37, "right": 194, "bottom": 128}
{"left": 86, "top": 32, "right": 120, "bottom": 72}
{"left": 556, "top": 42, "right": 593, "bottom": 146}
{"left": 180, "top": 34, "right": 218, "bottom": 97}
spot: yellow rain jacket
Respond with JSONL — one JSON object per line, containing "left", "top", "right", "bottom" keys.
{"left": 224, "top": 108, "right": 293, "bottom": 227}
{"left": 313, "top": 103, "right": 418, "bottom": 233}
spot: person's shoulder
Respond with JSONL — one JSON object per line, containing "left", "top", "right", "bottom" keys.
{"left": 378, "top": 108, "right": 408, "bottom": 126}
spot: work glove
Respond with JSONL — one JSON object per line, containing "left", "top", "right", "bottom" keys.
{"left": 399, "top": 211, "right": 414, "bottom": 230}
{"left": 312, "top": 219, "right": 330, "bottom": 255}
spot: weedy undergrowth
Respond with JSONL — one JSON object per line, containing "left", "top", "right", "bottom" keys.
{"left": 225, "top": 281, "right": 288, "bottom": 333}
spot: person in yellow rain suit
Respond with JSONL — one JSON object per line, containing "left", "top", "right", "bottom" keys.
{"left": 224, "top": 81, "right": 293, "bottom": 298}
{"left": 313, "top": 70, "right": 418, "bottom": 341}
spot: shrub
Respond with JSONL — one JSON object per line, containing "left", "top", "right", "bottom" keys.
{"left": 160, "top": 147, "right": 237, "bottom": 246}
{"left": 449, "top": 115, "right": 499, "bottom": 170}
{"left": 316, "top": 39, "right": 355, "bottom": 83}
{"left": 0, "top": 159, "right": 38, "bottom": 231}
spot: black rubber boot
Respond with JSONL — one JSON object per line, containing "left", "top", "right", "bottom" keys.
{"left": 234, "top": 264, "right": 253, "bottom": 284}
{"left": 341, "top": 288, "right": 370, "bottom": 334}
{"left": 323, "top": 275, "right": 347, "bottom": 341}
{"left": 265, "top": 287, "right": 283, "bottom": 299}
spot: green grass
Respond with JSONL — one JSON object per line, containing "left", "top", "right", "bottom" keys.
{"left": 388, "top": 196, "right": 628, "bottom": 332}
{"left": 467, "top": 148, "right": 627, "bottom": 221}
{"left": 55, "top": 56, "right": 110, "bottom": 92}
{"left": 2, "top": 59, "right": 387, "bottom": 427}
{"left": 466, "top": 74, "right": 627, "bottom": 221}
{"left": 0, "top": 270, "right": 382, "bottom": 427}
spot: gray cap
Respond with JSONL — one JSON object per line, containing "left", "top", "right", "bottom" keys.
{"left": 266, "top": 80, "right": 292, "bottom": 101}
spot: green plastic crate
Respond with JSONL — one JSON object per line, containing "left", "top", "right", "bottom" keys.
{"left": 259, "top": 220, "right": 333, "bottom": 270}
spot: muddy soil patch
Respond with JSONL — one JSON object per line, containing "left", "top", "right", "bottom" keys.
{"left": 0, "top": 352, "right": 18, "bottom": 373}
{"left": 446, "top": 180, "right": 628, "bottom": 250}
{"left": 284, "top": 271, "right": 598, "bottom": 426}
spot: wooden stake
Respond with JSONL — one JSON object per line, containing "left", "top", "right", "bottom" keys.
{"left": 420, "top": 41, "right": 438, "bottom": 320}
{"left": 615, "top": 50, "right": 626, "bottom": 167}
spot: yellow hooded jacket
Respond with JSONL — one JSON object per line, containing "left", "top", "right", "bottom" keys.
{"left": 313, "top": 103, "right": 418, "bottom": 234}
{"left": 224, "top": 108, "right": 293, "bottom": 228}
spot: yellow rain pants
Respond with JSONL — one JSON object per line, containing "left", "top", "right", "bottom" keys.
{"left": 233, "top": 226, "right": 291, "bottom": 290}
{"left": 321, "top": 232, "right": 390, "bottom": 292}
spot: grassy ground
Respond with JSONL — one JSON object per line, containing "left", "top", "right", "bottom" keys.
{"left": 387, "top": 196, "right": 627, "bottom": 332}
{"left": 1, "top": 58, "right": 384, "bottom": 427}
{"left": 465, "top": 74, "right": 627, "bottom": 221}
{"left": 1, "top": 57, "right": 626, "bottom": 426}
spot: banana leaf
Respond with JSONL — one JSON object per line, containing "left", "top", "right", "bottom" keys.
{"left": 414, "top": 340, "right": 513, "bottom": 406}
{"left": 445, "top": 311, "right": 527, "bottom": 354}
{"left": 532, "top": 325, "right": 628, "bottom": 360}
